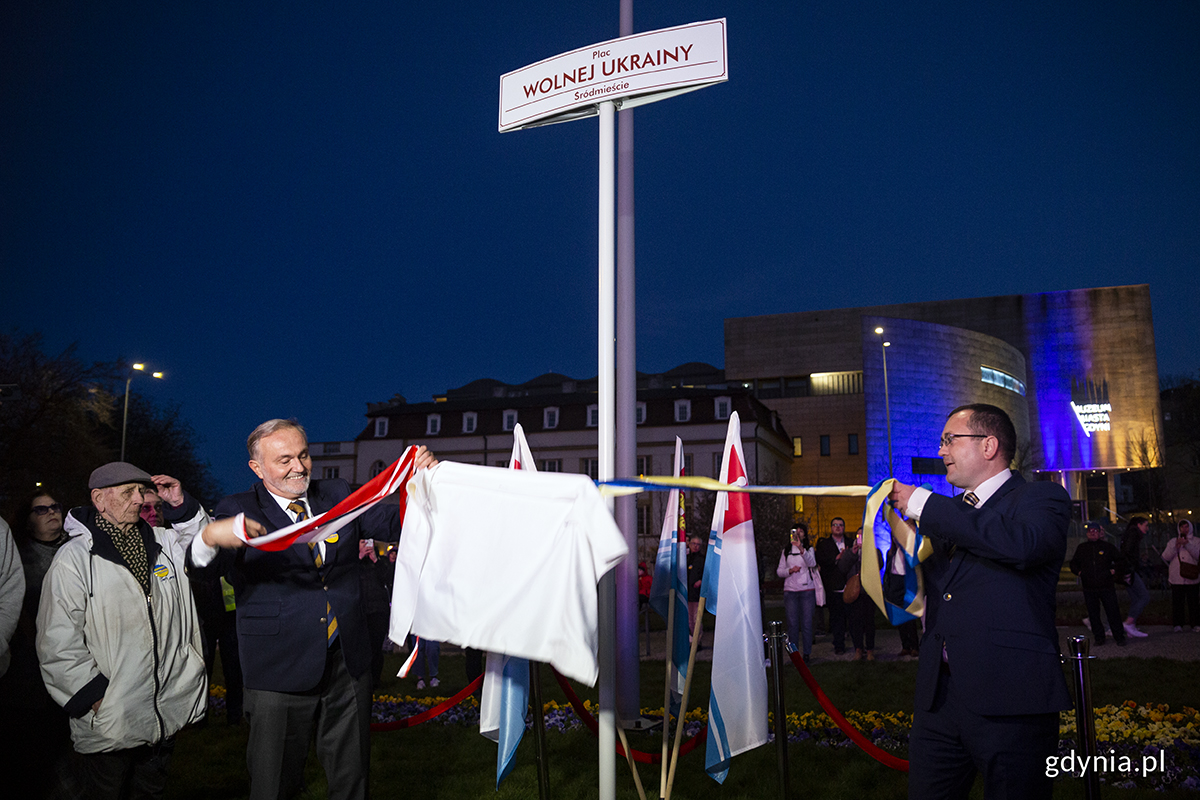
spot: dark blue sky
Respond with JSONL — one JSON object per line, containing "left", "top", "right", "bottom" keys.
{"left": 3, "top": 2, "right": 1197, "bottom": 495}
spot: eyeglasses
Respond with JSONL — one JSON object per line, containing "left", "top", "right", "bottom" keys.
{"left": 31, "top": 503, "right": 62, "bottom": 516}
{"left": 939, "top": 433, "right": 988, "bottom": 448}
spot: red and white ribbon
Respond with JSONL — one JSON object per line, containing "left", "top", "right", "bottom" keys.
{"left": 236, "top": 446, "right": 419, "bottom": 551}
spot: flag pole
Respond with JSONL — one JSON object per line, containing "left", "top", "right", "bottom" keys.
{"left": 664, "top": 596, "right": 705, "bottom": 800}
{"left": 618, "top": 725, "right": 648, "bottom": 800}
{"left": 659, "top": 586, "right": 677, "bottom": 797}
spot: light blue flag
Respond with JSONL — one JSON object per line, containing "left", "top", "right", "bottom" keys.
{"left": 478, "top": 424, "right": 537, "bottom": 785}
{"left": 648, "top": 437, "right": 689, "bottom": 694}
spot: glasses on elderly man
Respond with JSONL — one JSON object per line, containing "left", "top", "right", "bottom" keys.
{"left": 938, "top": 433, "right": 989, "bottom": 448}
{"left": 31, "top": 503, "right": 63, "bottom": 516}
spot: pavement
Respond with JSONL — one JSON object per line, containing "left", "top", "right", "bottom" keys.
{"left": 633, "top": 620, "right": 1200, "bottom": 664}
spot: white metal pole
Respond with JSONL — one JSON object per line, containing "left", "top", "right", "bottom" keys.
{"left": 597, "top": 98, "right": 617, "bottom": 800}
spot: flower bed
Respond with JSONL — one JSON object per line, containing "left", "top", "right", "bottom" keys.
{"left": 208, "top": 688, "right": 1199, "bottom": 791}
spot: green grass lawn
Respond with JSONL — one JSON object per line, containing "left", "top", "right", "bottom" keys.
{"left": 169, "top": 642, "right": 1197, "bottom": 800}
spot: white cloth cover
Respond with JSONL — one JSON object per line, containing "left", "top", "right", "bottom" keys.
{"left": 389, "top": 461, "right": 628, "bottom": 686}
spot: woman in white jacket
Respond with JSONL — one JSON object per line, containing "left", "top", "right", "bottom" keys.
{"left": 1162, "top": 519, "right": 1200, "bottom": 631}
{"left": 776, "top": 523, "right": 818, "bottom": 662}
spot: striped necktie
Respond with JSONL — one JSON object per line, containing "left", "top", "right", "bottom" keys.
{"left": 288, "top": 501, "right": 338, "bottom": 644}
{"left": 963, "top": 491, "right": 980, "bottom": 507}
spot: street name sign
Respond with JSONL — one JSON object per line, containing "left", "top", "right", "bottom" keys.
{"left": 499, "top": 18, "right": 727, "bottom": 132}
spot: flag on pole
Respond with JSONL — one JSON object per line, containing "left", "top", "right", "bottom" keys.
{"left": 478, "top": 424, "right": 535, "bottom": 786}
{"left": 648, "top": 437, "right": 689, "bottom": 694}
{"left": 700, "top": 411, "right": 769, "bottom": 783}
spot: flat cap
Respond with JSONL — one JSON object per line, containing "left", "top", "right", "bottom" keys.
{"left": 89, "top": 461, "right": 154, "bottom": 490}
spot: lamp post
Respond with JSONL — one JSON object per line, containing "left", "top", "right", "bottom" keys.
{"left": 874, "top": 328, "right": 893, "bottom": 478}
{"left": 121, "top": 363, "right": 163, "bottom": 462}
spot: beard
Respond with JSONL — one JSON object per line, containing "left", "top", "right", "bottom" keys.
{"left": 272, "top": 471, "right": 311, "bottom": 498}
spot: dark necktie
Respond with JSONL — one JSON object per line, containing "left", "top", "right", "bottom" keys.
{"left": 963, "top": 491, "right": 980, "bottom": 507}
{"left": 288, "top": 501, "right": 338, "bottom": 644}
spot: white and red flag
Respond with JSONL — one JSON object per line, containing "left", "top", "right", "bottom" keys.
{"left": 699, "top": 411, "right": 769, "bottom": 782}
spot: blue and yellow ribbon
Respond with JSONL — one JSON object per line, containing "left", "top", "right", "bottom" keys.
{"left": 597, "top": 475, "right": 870, "bottom": 499}
{"left": 860, "top": 479, "right": 934, "bottom": 625}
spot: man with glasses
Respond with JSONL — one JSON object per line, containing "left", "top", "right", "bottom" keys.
{"left": 888, "top": 404, "right": 1072, "bottom": 800}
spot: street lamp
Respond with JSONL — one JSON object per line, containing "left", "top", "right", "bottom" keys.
{"left": 121, "top": 362, "right": 164, "bottom": 462}
{"left": 874, "top": 327, "right": 893, "bottom": 478}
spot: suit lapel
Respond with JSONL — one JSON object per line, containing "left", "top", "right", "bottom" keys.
{"left": 254, "top": 483, "right": 296, "bottom": 532}
{"left": 943, "top": 473, "right": 1024, "bottom": 583}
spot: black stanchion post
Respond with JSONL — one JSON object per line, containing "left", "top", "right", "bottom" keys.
{"left": 767, "top": 620, "right": 790, "bottom": 800}
{"left": 531, "top": 661, "right": 551, "bottom": 800}
{"left": 1066, "top": 635, "right": 1100, "bottom": 800}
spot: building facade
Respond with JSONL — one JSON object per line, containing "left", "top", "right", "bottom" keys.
{"left": 309, "top": 363, "right": 793, "bottom": 562}
{"left": 725, "top": 285, "right": 1163, "bottom": 531}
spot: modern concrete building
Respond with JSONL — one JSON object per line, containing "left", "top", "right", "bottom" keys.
{"left": 309, "top": 363, "right": 793, "bottom": 562}
{"left": 725, "top": 285, "right": 1163, "bottom": 532}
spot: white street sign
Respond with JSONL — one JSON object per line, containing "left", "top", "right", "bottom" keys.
{"left": 499, "top": 18, "right": 727, "bottom": 132}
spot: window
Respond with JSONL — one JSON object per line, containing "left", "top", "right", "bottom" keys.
{"left": 462, "top": 412, "right": 477, "bottom": 434}
{"left": 587, "top": 405, "right": 599, "bottom": 427}
{"left": 322, "top": 466, "right": 340, "bottom": 479}
{"left": 674, "top": 399, "right": 691, "bottom": 423}
{"left": 713, "top": 452, "right": 723, "bottom": 478}
{"left": 637, "top": 504, "right": 653, "bottom": 537}
{"left": 683, "top": 453, "right": 694, "bottom": 477}
{"left": 503, "top": 409, "right": 518, "bottom": 432}
{"left": 636, "top": 455, "right": 651, "bottom": 476}
{"left": 543, "top": 407, "right": 559, "bottom": 429}
{"left": 792, "top": 437, "right": 803, "bottom": 457}
{"left": 322, "top": 442, "right": 341, "bottom": 454}
{"left": 810, "top": 371, "right": 863, "bottom": 396}
{"left": 980, "top": 366, "right": 1026, "bottom": 396}
{"left": 426, "top": 414, "right": 441, "bottom": 435}
{"left": 714, "top": 396, "right": 731, "bottom": 421}
{"left": 374, "top": 418, "right": 388, "bottom": 438}
{"left": 583, "top": 458, "right": 599, "bottom": 480}
{"left": 848, "top": 434, "right": 859, "bottom": 455}
{"left": 783, "top": 377, "right": 810, "bottom": 398}
{"left": 756, "top": 379, "right": 781, "bottom": 399}
{"left": 369, "top": 460, "right": 386, "bottom": 478}
{"left": 495, "top": 459, "right": 508, "bottom": 467}
{"left": 635, "top": 402, "right": 646, "bottom": 425}
{"left": 539, "top": 459, "right": 562, "bottom": 472}
{"left": 820, "top": 435, "right": 831, "bottom": 456}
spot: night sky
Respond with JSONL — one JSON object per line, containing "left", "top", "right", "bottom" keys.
{"left": 3, "top": 2, "right": 1197, "bottom": 495}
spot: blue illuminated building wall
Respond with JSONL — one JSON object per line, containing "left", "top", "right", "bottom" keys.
{"left": 862, "top": 316, "right": 1029, "bottom": 494}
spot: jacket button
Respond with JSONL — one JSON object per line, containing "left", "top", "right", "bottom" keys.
{"left": 324, "top": 585, "right": 329, "bottom": 591}
{"left": 320, "top": 617, "right": 327, "bottom": 623}
{"left": 942, "top": 592, "right": 952, "bottom": 601}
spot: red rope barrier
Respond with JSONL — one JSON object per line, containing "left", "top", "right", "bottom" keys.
{"left": 370, "top": 675, "right": 484, "bottom": 732}
{"left": 550, "top": 667, "right": 707, "bottom": 764}
{"left": 787, "top": 650, "right": 909, "bottom": 772}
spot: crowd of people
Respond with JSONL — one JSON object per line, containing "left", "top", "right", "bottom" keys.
{"left": 2, "top": 403, "right": 1198, "bottom": 800}
{"left": 0, "top": 418, "right": 435, "bottom": 800}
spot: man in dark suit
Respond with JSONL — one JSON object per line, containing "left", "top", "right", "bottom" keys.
{"left": 191, "top": 419, "right": 435, "bottom": 800}
{"left": 814, "top": 517, "right": 849, "bottom": 654}
{"left": 889, "top": 404, "right": 1072, "bottom": 800}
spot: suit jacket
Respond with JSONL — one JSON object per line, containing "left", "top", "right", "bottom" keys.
{"left": 814, "top": 536, "right": 848, "bottom": 593}
{"left": 198, "top": 479, "right": 400, "bottom": 693}
{"left": 915, "top": 473, "right": 1073, "bottom": 716}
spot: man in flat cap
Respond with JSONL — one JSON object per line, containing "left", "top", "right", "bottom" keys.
{"left": 35, "top": 462, "right": 251, "bottom": 799}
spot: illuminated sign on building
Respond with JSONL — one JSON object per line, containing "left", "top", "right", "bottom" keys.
{"left": 1071, "top": 377, "right": 1111, "bottom": 438}
{"left": 1070, "top": 401, "right": 1111, "bottom": 437}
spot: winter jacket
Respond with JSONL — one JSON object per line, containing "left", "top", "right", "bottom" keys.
{"left": 36, "top": 499, "right": 208, "bottom": 753}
